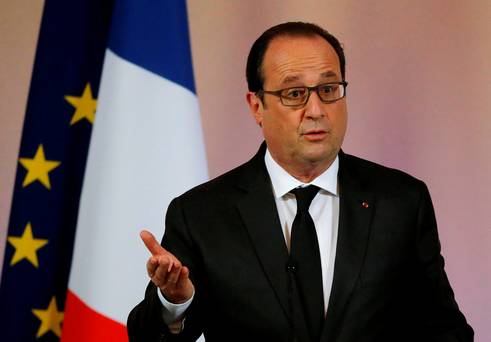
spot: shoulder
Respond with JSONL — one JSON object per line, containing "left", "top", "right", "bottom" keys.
{"left": 178, "top": 141, "right": 268, "bottom": 197}
{"left": 174, "top": 146, "right": 265, "bottom": 207}
{"left": 183, "top": 161, "right": 251, "bottom": 197}
{"left": 341, "top": 152, "right": 420, "bottom": 180}
{"left": 339, "top": 151, "right": 428, "bottom": 197}
{"left": 163, "top": 153, "right": 266, "bottom": 232}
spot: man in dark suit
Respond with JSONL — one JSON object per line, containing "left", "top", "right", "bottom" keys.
{"left": 127, "top": 22, "right": 473, "bottom": 341}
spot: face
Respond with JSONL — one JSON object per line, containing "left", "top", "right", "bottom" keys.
{"left": 247, "top": 35, "right": 347, "bottom": 175}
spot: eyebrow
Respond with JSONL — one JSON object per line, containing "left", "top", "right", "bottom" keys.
{"left": 280, "top": 71, "right": 339, "bottom": 85}
{"left": 320, "top": 71, "right": 338, "bottom": 78}
{"left": 281, "top": 75, "right": 301, "bottom": 85}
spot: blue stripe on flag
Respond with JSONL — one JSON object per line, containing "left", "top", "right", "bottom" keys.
{"left": 107, "top": 0, "right": 196, "bottom": 93}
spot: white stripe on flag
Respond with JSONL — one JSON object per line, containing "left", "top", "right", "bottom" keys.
{"left": 68, "top": 49, "right": 208, "bottom": 324}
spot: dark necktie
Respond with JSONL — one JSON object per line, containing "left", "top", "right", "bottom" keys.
{"left": 289, "top": 185, "right": 324, "bottom": 341}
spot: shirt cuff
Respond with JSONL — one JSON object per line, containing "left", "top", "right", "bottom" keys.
{"left": 157, "top": 288, "right": 194, "bottom": 325}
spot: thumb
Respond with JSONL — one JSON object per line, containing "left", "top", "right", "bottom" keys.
{"left": 140, "top": 230, "right": 164, "bottom": 256}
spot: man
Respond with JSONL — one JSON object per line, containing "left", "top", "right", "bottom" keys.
{"left": 127, "top": 22, "right": 473, "bottom": 341}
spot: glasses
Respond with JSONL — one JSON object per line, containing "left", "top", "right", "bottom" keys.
{"left": 257, "top": 81, "right": 348, "bottom": 107}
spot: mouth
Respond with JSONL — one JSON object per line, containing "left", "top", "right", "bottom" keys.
{"left": 302, "top": 130, "right": 328, "bottom": 141}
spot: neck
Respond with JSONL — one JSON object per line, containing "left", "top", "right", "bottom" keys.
{"left": 288, "top": 163, "right": 331, "bottom": 183}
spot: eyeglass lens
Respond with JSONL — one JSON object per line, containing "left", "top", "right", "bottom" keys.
{"left": 281, "top": 83, "right": 345, "bottom": 105}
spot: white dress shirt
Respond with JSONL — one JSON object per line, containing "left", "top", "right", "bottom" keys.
{"left": 264, "top": 149, "right": 340, "bottom": 314}
{"left": 159, "top": 148, "right": 340, "bottom": 323}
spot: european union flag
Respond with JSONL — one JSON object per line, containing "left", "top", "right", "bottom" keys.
{"left": 0, "top": 0, "right": 113, "bottom": 340}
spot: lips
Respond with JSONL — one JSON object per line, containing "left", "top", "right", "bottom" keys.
{"left": 302, "top": 130, "right": 328, "bottom": 141}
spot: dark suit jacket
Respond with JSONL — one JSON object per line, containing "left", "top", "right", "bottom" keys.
{"left": 127, "top": 143, "right": 473, "bottom": 342}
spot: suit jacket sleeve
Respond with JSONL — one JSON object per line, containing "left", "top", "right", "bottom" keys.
{"left": 127, "top": 197, "right": 204, "bottom": 342}
{"left": 414, "top": 181, "right": 473, "bottom": 341}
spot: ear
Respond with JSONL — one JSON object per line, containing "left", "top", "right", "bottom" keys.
{"left": 246, "top": 92, "right": 264, "bottom": 127}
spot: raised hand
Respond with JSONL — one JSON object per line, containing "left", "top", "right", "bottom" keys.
{"left": 140, "top": 230, "right": 194, "bottom": 304}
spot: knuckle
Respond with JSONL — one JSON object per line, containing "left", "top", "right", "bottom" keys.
{"left": 153, "top": 274, "right": 162, "bottom": 284}
{"left": 165, "top": 274, "right": 175, "bottom": 284}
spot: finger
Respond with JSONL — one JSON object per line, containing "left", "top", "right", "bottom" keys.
{"left": 180, "top": 266, "right": 190, "bottom": 280}
{"left": 176, "top": 266, "right": 191, "bottom": 287}
{"left": 166, "top": 262, "right": 182, "bottom": 285}
{"left": 140, "top": 230, "right": 164, "bottom": 256}
{"left": 146, "top": 257, "right": 158, "bottom": 277}
{"left": 152, "top": 256, "right": 174, "bottom": 285}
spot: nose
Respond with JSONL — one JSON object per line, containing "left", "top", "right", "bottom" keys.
{"left": 304, "top": 90, "right": 326, "bottom": 119}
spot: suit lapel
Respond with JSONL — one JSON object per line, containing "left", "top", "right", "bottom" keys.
{"left": 236, "top": 176, "right": 290, "bottom": 313}
{"left": 321, "top": 152, "right": 375, "bottom": 341}
{"left": 236, "top": 143, "right": 310, "bottom": 341}
{"left": 235, "top": 144, "right": 290, "bottom": 312}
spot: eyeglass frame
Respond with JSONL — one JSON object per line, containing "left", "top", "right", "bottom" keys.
{"left": 256, "top": 81, "right": 348, "bottom": 107}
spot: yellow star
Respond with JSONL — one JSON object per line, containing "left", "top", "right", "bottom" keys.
{"left": 65, "top": 83, "right": 97, "bottom": 124}
{"left": 19, "top": 144, "right": 61, "bottom": 190}
{"left": 7, "top": 222, "right": 48, "bottom": 268}
{"left": 32, "top": 297, "right": 64, "bottom": 338}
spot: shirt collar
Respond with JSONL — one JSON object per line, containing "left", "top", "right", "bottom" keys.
{"left": 264, "top": 147, "right": 339, "bottom": 199}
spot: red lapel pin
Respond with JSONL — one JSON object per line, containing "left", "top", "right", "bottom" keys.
{"left": 361, "top": 201, "right": 369, "bottom": 208}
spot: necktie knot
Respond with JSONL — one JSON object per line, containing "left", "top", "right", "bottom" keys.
{"left": 291, "top": 185, "right": 319, "bottom": 212}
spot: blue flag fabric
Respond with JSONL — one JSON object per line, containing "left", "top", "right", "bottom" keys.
{"left": 108, "top": 0, "right": 196, "bottom": 93}
{"left": 0, "top": 0, "right": 113, "bottom": 340}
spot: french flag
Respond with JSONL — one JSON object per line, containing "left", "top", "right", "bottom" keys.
{"left": 62, "top": 1, "right": 208, "bottom": 340}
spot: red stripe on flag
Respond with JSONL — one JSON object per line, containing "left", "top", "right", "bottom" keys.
{"left": 61, "top": 290, "right": 128, "bottom": 341}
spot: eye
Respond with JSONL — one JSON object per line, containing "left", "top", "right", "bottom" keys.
{"left": 319, "top": 84, "right": 337, "bottom": 94}
{"left": 284, "top": 88, "right": 306, "bottom": 99}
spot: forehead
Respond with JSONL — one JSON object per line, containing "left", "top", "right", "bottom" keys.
{"left": 262, "top": 35, "right": 341, "bottom": 87}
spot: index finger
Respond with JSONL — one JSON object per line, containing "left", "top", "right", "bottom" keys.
{"left": 140, "top": 230, "right": 164, "bottom": 256}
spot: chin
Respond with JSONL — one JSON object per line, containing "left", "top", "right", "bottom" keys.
{"left": 302, "top": 146, "right": 338, "bottom": 165}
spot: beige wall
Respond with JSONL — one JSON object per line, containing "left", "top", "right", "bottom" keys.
{"left": 1, "top": 0, "right": 490, "bottom": 339}
{"left": 0, "top": 0, "right": 44, "bottom": 275}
